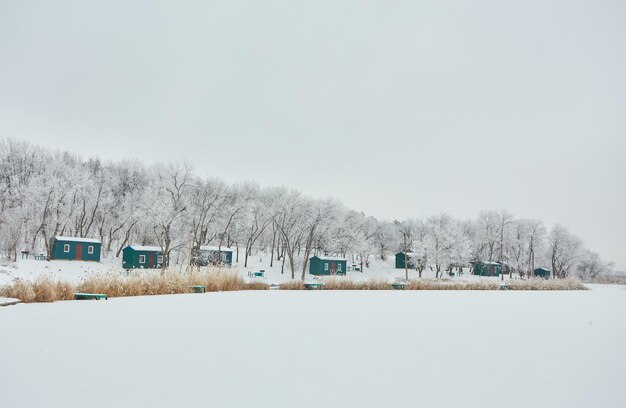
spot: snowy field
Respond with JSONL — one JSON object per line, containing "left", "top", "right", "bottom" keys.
{"left": 1, "top": 255, "right": 490, "bottom": 287}
{"left": 1, "top": 286, "right": 625, "bottom": 408}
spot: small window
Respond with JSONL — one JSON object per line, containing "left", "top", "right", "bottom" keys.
{"left": 157, "top": 255, "right": 163, "bottom": 264}
{"left": 337, "top": 263, "right": 342, "bottom": 272}
{"left": 63, "top": 244, "right": 70, "bottom": 253}
{"left": 324, "top": 263, "right": 329, "bottom": 271}
{"left": 139, "top": 255, "right": 146, "bottom": 264}
{"left": 88, "top": 246, "right": 94, "bottom": 254}
{"left": 221, "top": 253, "right": 227, "bottom": 261}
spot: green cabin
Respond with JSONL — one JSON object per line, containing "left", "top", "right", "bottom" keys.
{"left": 195, "top": 246, "right": 233, "bottom": 266}
{"left": 122, "top": 245, "right": 165, "bottom": 269}
{"left": 534, "top": 267, "right": 551, "bottom": 278}
{"left": 50, "top": 236, "right": 101, "bottom": 262}
{"left": 395, "top": 252, "right": 417, "bottom": 269}
{"left": 472, "top": 261, "right": 507, "bottom": 276}
{"left": 309, "top": 256, "right": 347, "bottom": 276}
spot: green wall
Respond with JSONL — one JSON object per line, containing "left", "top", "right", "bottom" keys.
{"left": 50, "top": 238, "right": 101, "bottom": 262}
{"left": 122, "top": 246, "right": 164, "bottom": 269}
{"left": 309, "top": 256, "right": 347, "bottom": 275}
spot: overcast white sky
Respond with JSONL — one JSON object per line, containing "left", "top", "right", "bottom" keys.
{"left": 0, "top": 0, "right": 624, "bottom": 268}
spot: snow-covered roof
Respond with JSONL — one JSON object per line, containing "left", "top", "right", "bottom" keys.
{"left": 127, "top": 245, "right": 162, "bottom": 252}
{"left": 200, "top": 246, "right": 233, "bottom": 252}
{"left": 54, "top": 236, "right": 101, "bottom": 244}
{"left": 314, "top": 256, "right": 347, "bottom": 261}
{"left": 397, "top": 252, "right": 418, "bottom": 257}
{"left": 476, "top": 261, "right": 501, "bottom": 265}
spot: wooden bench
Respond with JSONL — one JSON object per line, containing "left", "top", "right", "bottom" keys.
{"left": 391, "top": 283, "right": 407, "bottom": 290}
{"left": 74, "top": 293, "right": 108, "bottom": 300}
{"left": 190, "top": 285, "right": 206, "bottom": 293}
{"left": 304, "top": 283, "right": 323, "bottom": 290}
{"left": 248, "top": 271, "right": 265, "bottom": 278}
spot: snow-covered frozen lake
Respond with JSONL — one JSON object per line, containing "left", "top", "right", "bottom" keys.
{"left": 1, "top": 286, "right": 625, "bottom": 408}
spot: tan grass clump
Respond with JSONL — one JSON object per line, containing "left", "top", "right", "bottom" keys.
{"left": 320, "top": 279, "right": 391, "bottom": 290}
{"left": 246, "top": 281, "right": 270, "bottom": 290}
{"left": 507, "top": 277, "right": 587, "bottom": 291}
{"left": 279, "top": 280, "right": 305, "bottom": 290}
{"left": 1, "top": 278, "right": 36, "bottom": 302}
{"left": 1, "top": 277, "right": 77, "bottom": 303}
{"left": 405, "top": 279, "right": 500, "bottom": 290}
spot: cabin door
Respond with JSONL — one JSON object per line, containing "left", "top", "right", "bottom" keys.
{"left": 149, "top": 254, "right": 155, "bottom": 268}
{"left": 75, "top": 244, "right": 83, "bottom": 260}
{"left": 330, "top": 262, "right": 336, "bottom": 275}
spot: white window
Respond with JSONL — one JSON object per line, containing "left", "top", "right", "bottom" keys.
{"left": 324, "top": 263, "right": 329, "bottom": 271}
{"left": 63, "top": 244, "right": 70, "bottom": 253}
{"left": 139, "top": 255, "right": 146, "bottom": 264}
{"left": 221, "top": 252, "right": 227, "bottom": 261}
{"left": 88, "top": 246, "right": 94, "bottom": 254}
{"left": 337, "top": 263, "right": 342, "bottom": 272}
{"left": 157, "top": 255, "right": 163, "bottom": 264}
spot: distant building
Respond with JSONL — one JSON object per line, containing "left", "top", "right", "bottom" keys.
{"left": 122, "top": 245, "right": 165, "bottom": 269}
{"left": 50, "top": 236, "right": 101, "bottom": 262}
{"left": 395, "top": 252, "right": 417, "bottom": 269}
{"left": 472, "top": 261, "right": 508, "bottom": 276}
{"left": 194, "top": 246, "right": 234, "bottom": 266}
{"left": 533, "top": 267, "right": 551, "bottom": 278}
{"left": 309, "top": 256, "right": 347, "bottom": 275}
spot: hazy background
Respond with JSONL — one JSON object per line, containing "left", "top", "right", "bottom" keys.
{"left": 0, "top": 0, "right": 624, "bottom": 268}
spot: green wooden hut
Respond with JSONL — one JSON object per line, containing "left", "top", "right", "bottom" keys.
{"left": 50, "top": 236, "right": 101, "bottom": 262}
{"left": 472, "top": 261, "right": 506, "bottom": 276}
{"left": 534, "top": 267, "right": 551, "bottom": 279}
{"left": 122, "top": 245, "right": 165, "bottom": 269}
{"left": 309, "top": 256, "right": 347, "bottom": 276}
{"left": 196, "top": 246, "right": 234, "bottom": 266}
{"left": 395, "top": 252, "right": 417, "bottom": 269}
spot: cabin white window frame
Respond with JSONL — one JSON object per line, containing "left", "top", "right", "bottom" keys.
{"left": 63, "top": 244, "right": 70, "bottom": 253}
{"left": 324, "top": 262, "right": 329, "bottom": 271}
{"left": 157, "top": 255, "right": 163, "bottom": 264}
{"left": 337, "top": 263, "right": 342, "bottom": 272}
{"left": 87, "top": 246, "right": 94, "bottom": 255}
{"left": 221, "top": 252, "right": 227, "bottom": 262}
{"left": 139, "top": 255, "right": 146, "bottom": 264}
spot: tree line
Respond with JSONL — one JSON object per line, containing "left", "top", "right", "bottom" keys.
{"left": 0, "top": 138, "right": 614, "bottom": 281}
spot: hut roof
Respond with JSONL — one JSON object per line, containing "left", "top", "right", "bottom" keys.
{"left": 200, "top": 246, "right": 234, "bottom": 252}
{"left": 313, "top": 256, "right": 347, "bottom": 261}
{"left": 54, "top": 236, "right": 101, "bottom": 244}
{"left": 127, "top": 245, "right": 162, "bottom": 252}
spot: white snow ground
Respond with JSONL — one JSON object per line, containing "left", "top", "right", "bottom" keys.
{"left": 1, "top": 287, "right": 624, "bottom": 408}
{"left": 0, "top": 297, "right": 19, "bottom": 306}
{"left": 0, "top": 254, "right": 495, "bottom": 286}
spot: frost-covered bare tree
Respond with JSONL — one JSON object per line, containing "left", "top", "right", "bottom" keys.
{"left": 300, "top": 199, "right": 341, "bottom": 280}
{"left": 548, "top": 225, "right": 582, "bottom": 278}
{"left": 274, "top": 190, "right": 307, "bottom": 278}
{"left": 148, "top": 163, "right": 192, "bottom": 272}
{"left": 0, "top": 139, "right": 613, "bottom": 278}
{"left": 576, "top": 250, "right": 614, "bottom": 281}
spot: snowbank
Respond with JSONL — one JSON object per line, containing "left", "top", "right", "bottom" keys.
{"left": 0, "top": 297, "right": 20, "bottom": 306}
{"left": 0, "top": 288, "right": 624, "bottom": 407}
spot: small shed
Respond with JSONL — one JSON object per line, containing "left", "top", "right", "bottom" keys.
{"left": 50, "top": 236, "right": 101, "bottom": 262}
{"left": 309, "top": 256, "right": 347, "bottom": 276}
{"left": 196, "top": 246, "right": 234, "bottom": 266}
{"left": 534, "top": 267, "right": 551, "bottom": 279}
{"left": 472, "top": 261, "right": 507, "bottom": 276}
{"left": 122, "top": 245, "right": 165, "bottom": 269}
{"left": 395, "top": 252, "right": 417, "bottom": 269}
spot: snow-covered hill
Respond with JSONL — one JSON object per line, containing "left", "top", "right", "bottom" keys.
{"left": 1, "top": 253, "right": 496, "bottom": 287}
